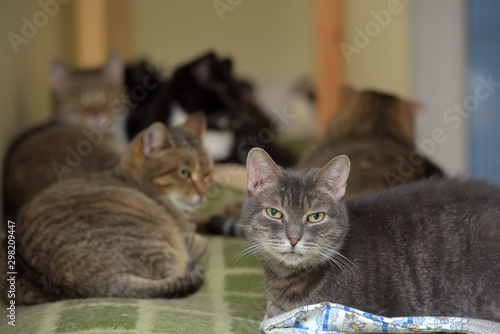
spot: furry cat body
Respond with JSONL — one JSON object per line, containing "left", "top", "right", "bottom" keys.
{"left": 297, "top": 88, "right": 443, "bottom": 200}
{"left": 3, "top": 122, "right": 123, "bottom": 219}
{"left": 2, "top": 116, "right": 212, "bottom": 304}
{"left": 3, "top": 55, "right": 127, "bottom": 221}
{"left": 243, "top": 149, "right": 500, "bottom": 321}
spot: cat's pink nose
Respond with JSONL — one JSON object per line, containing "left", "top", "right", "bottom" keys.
{"left": 197, "top": 189, "right": 206, "bottom": 199}
{"left": 288, "top": 237, "right": 300, "bottom": 246}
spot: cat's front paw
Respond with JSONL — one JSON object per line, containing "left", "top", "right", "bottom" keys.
{"left": 266, "top": 301, "right": 287, "bottom": 319}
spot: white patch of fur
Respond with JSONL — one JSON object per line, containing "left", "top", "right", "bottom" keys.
{"left": 168, "top": 192, "right": 203, "bottom": 213}
{"left": 203, "top": 130, "right": 234, "bottom": 161}
{"left": 169, "top": 103, "right": 234, "bottom": 160}
{"left": 169, "top": 103, "right": 188, "bottom": 126}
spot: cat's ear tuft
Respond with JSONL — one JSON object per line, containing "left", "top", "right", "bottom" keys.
{"left": 143, "top": 122, "right": 176, "bottom": 157}
{"left": 104, "top": 53, "right": 124, "bottom": 84}
{"left": 182, "top": 112, "right": 206, "bottom": 138}
{"left": 49, "top": 60, "right": 70, "bottom": 92}
{"left": 314, "top": 155, "right": 350, "bottom": 201}
{"left": 246, "top": 148, "right": 282, "bottom": 194}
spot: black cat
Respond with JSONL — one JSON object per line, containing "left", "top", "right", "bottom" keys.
{"left": 124, "top": 52, "right": 297, "bottom": 167}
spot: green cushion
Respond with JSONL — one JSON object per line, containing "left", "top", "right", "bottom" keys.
{"left": 0, "top": 236, "right": 266, "bottom": 333}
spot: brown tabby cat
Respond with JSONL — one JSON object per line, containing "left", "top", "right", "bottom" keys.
{"left": 1, "top": 114, "right": 212, "bottom": 304}
{"left": 3, "top": 54, "right": 127, "bottom": 221}
{"left": 297, "top": 87, "right": 444, "bottom": 200}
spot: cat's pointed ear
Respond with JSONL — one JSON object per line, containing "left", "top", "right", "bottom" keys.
{"left": 104, "top": 53, "right": 124, "bottom": 84}
{"left": 143, "top": 122, "right": 176, "bottom": 158}
{"left": 182, "top": 112, "right": 206, "bottom": 138}
{"left": 246, "top": 148, "right": 282, "bottom": 194}
{"left": 314, "top": 155, "right": 350, "bottom": 201}
{"left": 191, "top": 53, "right": 216, "bottom": 84}
{"left": 49, "top": 60, "right": 70, "bottom": 92}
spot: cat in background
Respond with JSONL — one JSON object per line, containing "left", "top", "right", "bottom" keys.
{"left": 242, "top": 148, "right": 500, "bottom": 321}
{"left": 3, "top": 54, "right": 128, "bottom": 221}
{"left": 297, "top": 87, "right": 444, "bottom": 200}
{"left": 125, "top": 51, "right": 297, "bottom": 167}
{"left": 0, "top": 114, "right": 212, "bottom": 304}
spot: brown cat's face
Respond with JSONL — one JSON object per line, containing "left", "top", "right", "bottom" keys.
{"left": 121, "top": 114, "right": 213, "bottom": 212}
{"left": 50, "top": 54, "right": 125, "bottom": 128}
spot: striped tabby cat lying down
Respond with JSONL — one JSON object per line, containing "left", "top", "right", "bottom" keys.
{"left": 1, "top": 114, "right": 212, "bottom": 304}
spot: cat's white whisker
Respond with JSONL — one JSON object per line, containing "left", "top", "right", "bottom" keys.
{"left": 231, "top": 240, "right": 274, "bottom": 267}
{"left": 232, "top": 243, "right": 261, "bottom": 263}
{"left": 315, "top": 251, "right": 350, "bottom": 281}
{"left": 320, "top": 246, "right": 358, "bottom": 277}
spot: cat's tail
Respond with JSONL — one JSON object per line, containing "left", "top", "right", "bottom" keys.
{"left": 122, "top": 264, "right": 205, "bottom": 298}
{"left": 205, "top": 216, "right": 245, "bottom": 238}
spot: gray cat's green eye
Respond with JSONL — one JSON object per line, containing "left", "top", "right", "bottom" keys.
{"left": 266, "top": 208, "right": 283, "bottom": 219}
{"left": 179, "top": 168, "right": 191, "bottom": 178}
{"left": 307, "top": 212, "right": 325, "bottom": 223}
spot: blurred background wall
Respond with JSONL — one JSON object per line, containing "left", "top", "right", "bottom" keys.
{"left": 344, "top": 0, "right": 412, "bottom": 98}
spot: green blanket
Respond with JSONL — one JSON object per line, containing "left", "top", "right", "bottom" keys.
{"left": 0, "top": 237, "right": 267, "bottom": 334}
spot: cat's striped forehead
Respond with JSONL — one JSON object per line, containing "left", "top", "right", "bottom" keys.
{"left": 170, "top": 128, "right": 212, "bottom": 172}
{"left": 147, "top": 128, "right": 213, "bottom": 184}
{"left": 273, "top": 169, "right": 320, "bottom": 210}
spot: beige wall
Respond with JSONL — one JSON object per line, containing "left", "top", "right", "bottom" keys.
{"left": 0, "top": 1, "right": 73, "bottom": 213}
{"left": 130, "top": 0, "right": 315, "bottom": 84}
{"left": 343, "top": 0, "right": 413, "bottom": 98}
{"left": 1, "top": 1, "right": 73, "bottom": 129}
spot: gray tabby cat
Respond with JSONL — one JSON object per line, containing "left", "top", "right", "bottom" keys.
{"left": 242, "top": 148, "right": 500, "bottom": 321}
{"left": 3, "top": 54, "right": 127, "bottom": 221}
{"left": 1, "top": 114, "right": 212, "bottom": 304}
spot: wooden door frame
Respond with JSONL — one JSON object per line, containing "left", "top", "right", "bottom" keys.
{"left": 314, "top": 0, "right": 344, "bottom": 132}
{"left": 72, "top": 0, "right": 132, "bottom": 67}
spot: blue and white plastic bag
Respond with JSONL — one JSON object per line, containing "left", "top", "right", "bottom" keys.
{"left": 260, "top": 302, "right": 500, "bottom": 334}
